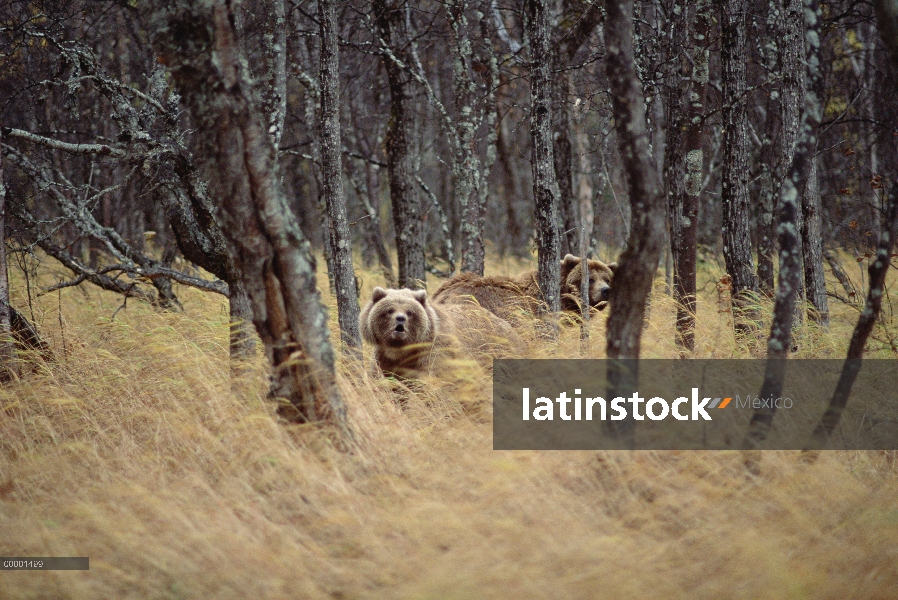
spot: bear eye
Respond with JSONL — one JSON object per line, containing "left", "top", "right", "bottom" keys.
{"left": 386, "top": 308, "right": 395, "bottom": 315}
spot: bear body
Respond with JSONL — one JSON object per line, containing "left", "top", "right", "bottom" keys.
{"left": 432, "top": 254, "right": 616, "bottom": 323}
{"left": 359, "top": 287, "right": 522, "bottom": 378}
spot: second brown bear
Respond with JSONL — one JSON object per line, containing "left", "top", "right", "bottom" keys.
{"left": 431, "top": 254, "right": 617, "bottom": 324}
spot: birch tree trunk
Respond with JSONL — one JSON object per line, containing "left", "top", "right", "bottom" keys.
{"left": 0, "top": 129, "right": 16, "bottom": 381}
{"left": 720, "top": 0, "right": 760, "bottom": 335}
{"left": 805, "top": 0, "right": 898, "bottom": 445}
{"left": 318, "top": 0, "right": 361, "bottom": 352}
{"left": 604, "top": 0, "right": 667, "bottom": 361}
{"left": 756, "top": 93, "right": 779, "bottom": 297}
{"left": 497, "top": 105, "right": 524, "bottom": 256}
{"left": 448, "top": 0, "right": 485, "bottom": 275}
{"left": 808, "top": 175, "right": 898, "bottom": 447}
{"left": 744, "top": 0, "right": 823, "bottom": 449}
{"left": 554, "top": 2, "right": 605, "bottom": 259}
{"left": 802, "top": 158, "right": 829, "bottom": 327}
{"left": 373, "top": 0, "right": 426, "bottom": 288}
{"left": 150, "top": 0, "right": 351, "bottom": 437}
{"left": 475, "top": 12, "right": 500, "bottom": 267}
{"left": 671, "top": 0, "right": 709, "bottom": 353}
{"left": 526, "top": 0, "right": 561, "bottom": 319}
{"left": 261, "top": 0, "right": 287, "bottom": 150}
{"left": 162, "top": 153, "right": 256, "bottom": 360}
{"left": 554, "top": 73, "right": 578, "bottom": 257}
{"left": 601, "top": 0, "right": 667, "bottom": 446}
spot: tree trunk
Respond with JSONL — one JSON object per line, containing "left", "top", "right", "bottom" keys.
{"left": 0, "top": 129, "right": 16, "bottom": 381}
{"left": 604, "top": 0, "right": 667, "bottom": 360}
{"left": 671, "top": 0, "right": 709, "bottom": 353}
{"left": 318, "top": 0, "right": 361, "bottom": 353}
{"left": 805, "top": 0, "right": 898, "bottom": 444}
{"left": 756, "top": 94, "right": 779, "bottom": 297}
{"left": 449, "top": 0, "right": 485, "bottom": 276}
{"left": 553, "top": 79, "right": 578, "bottom": 257}
{"left": 602, "top": 0, "right": 667, "bottom": 446}
{"left": 475, "top": 12, "right": 500, "bottom": 268}
{"left": 497, "top": 110, "right": 523, "bottom": 257}
{"left": 554, "top": 2, "right": 604, "bottom": 258}
{"left": 744, "top": 0, "right": 823, "bottom": 449}
{"left": 526, "top": 0, "right": 561, "bottom": 319}
{"left": 165, "top": 154, "right": 256, "bottom": 360}
{"left": 150, "top": 0, "right": 351, "bottom": 437}
{"left": 373, "top": 0, "right": 426, "bottom": 289}
{"left": 802, "top": 157, "right": 829, "bottom": 327}
{"left": 262, "top": 0, "right": 287, "bottom": 149}
{"left": 720, "top": 0, "right": 760, "bottom": 335}
{"left": 807, "top": 183, "right": 898, "bottom": 447}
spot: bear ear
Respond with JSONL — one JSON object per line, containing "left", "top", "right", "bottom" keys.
{"left": 372, "top": 287, "right": 388, "bottom": 303}
{"left": 562, "top": 254, "right": 581, "bottom": 269}
{"left": 607, "top": 262, "right": 618, "bottom": 273}
{"left": 413, "top": 289, "right": 428, "bottom": 306}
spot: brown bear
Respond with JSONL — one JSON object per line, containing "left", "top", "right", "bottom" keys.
{"left": 431, "top": 254, "right": 617, "bottom": 323}
{"left": 359, "top": 286, "right": 522, "bottom": 378}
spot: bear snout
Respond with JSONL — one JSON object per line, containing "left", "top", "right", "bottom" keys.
{"left": 591, "top": 285, "right": 611, "bottom": 311}
{"left": 394, "top": 313, "right": 407, "bottom": 333}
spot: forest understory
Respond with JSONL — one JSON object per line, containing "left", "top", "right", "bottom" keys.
{"left": 1, "top": 251, "right": 896, "bottom": 600}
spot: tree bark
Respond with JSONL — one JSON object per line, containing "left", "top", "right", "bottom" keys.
{"left": 526, "top": 0, "right": 561, "bottom": 320}
{"left": 671, "top": 0, "right": 709, "bottom": 353}
{"left": 803, "top": 0, "right": 898, "bottom": 446}
{"left": 720, "top": 0, "right": 760, "bottom": 335}
{"left": 554, "top": 86, "right": 578, "bottom": 257}
{"left": 554, "top": 2, "right": 604, "bottom": 258}
{"left": 802, "top": 157, "right": 829, "bottom": 327}
{"left": 756, "top": 93, "right": 779, "bottom": 297}
{"left": 497, "top": 110, "right": 524, "bottom": 257}
{"left": 604, "top": 0, "right": 667, "bottom": 360}
{"left": 262, "top": 0, "right": 287, "bottom": 150}
{"left": 744, "top": 0, "right": 823, "bottom": 449}
{"left": 318, "top": 0, "right": 361, "bottom": 353}
{"left": 601, "top": 0, "right": 667, "bottom": 446}
{"left": 166, "top": 154, "right": 256, "bottom": 360}
{"left": 475, "top": 12, "right": 500, "bottom": 269}
{"left": 150, "top": 0, "right": 351, "bottom": 437}
{"left": 757, "top": 0, "right": 805, "bottom": 297}
{"left": 0, "top": 129, "right": 16, "bottom": 381}
{"left": 807, "top": 187, "right": 898, "bottom": 448}
{"left": 449, "top": 0, "right": 485, "bottom": 276}
{"left": 373, "top": 0, "right": 426, "bottom": 288}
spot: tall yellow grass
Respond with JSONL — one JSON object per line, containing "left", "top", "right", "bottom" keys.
{"left": 1, "top": 252, "right": 896, "bottom": 599}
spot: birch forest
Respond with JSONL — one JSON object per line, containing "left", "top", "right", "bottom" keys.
{"left": 2, "top": 0, "right": 898, "bottom": 597}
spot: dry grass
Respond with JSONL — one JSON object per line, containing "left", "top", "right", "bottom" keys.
{"left": 1, "top": 252, "right": 897, "bottom": 599}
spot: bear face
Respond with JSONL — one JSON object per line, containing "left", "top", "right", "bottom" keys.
{"left": 360, "top": 287, "right": 441, "bottom": 376}
{"left": 360, "top": 287, "right": 437, "bottom": 350}
{"left": 560, "top": 254, "right": 617, "bottom": 312}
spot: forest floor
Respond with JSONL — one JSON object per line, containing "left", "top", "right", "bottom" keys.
{"left": 1, "top": 250, "right": 897, "bottom": 599}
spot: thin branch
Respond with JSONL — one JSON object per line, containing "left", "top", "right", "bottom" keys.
{"left": 415, "top": 174, "right": 456, "bottom": 274}
{"left": 3, "top": 127, "right": 127, "bottom": 158}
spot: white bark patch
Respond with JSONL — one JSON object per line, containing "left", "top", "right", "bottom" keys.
{"left": 684, "top": 149, "right": 703, "bottom": 196}
{"left": 694, "top": 49, "right": 709, "bottom": 86}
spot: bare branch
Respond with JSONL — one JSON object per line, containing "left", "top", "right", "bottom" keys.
{"left": 3, "top": 127, "right": 127, "bottom": 158}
